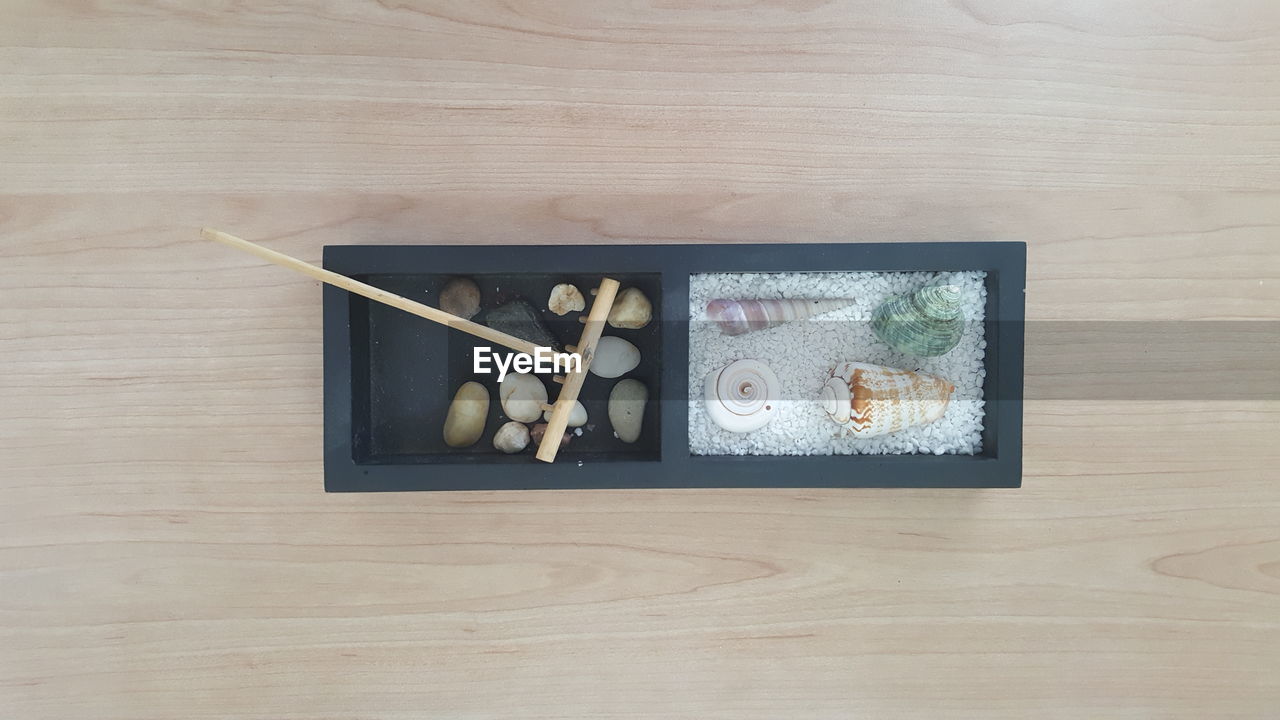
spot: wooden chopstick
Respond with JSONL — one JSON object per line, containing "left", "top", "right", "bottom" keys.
{"left": 534, "top": 278, "right": 620, "bottom": 463}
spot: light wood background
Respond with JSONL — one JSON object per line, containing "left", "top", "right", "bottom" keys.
{"left": 2, "top": 1, "right": 1278, "bottom": 718}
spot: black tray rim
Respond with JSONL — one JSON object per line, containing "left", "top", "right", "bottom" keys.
{"left": 323, "top": 242, "right": 1026, "bottom": 491}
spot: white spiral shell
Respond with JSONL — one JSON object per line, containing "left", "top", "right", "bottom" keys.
{"left": 706, "top": 298, "right": 856, "bottom": 336}
{"left": 704, "top": 360, "right": 781, "bottom": 433}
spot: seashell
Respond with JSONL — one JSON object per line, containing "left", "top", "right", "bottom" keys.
{"left": 706, "top": 298, "right": 855, "bottom": 336}
{"left": 820, "top": 362, "right": 954, "bottom": 437}
{"left": 703, "top": 359, "right": 781, "bottom": 433}
{"left": 871, "top": 284, "right": 965, "bottom": 357}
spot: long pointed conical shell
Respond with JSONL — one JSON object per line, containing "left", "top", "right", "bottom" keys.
{"left": 871, "top": 284, "right": 965, "bottom": 357}
{"left": 820, "top": 362, "right": 954, "bottom": 437}
{"left": 704, "top": 359, "right": 781, "bottom": 433}
{"left": 706, "top": 298, "right": 856, "bottom": 336}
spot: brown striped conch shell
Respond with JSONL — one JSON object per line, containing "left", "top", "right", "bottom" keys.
{"left": 820, "top": 362, "right": 954, "bottom": 437}
{"left": 704, "top": 359, "right": 781, "bottom": 433}
{"left": 706, "top": 298, "right": 856, "bottom": 337}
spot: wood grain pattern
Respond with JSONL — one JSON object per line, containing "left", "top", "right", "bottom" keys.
{"left": 2, "top": 1, "right": 1278, "bottom": 718}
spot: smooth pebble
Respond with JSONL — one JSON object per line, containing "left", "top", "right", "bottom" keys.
{"left": 499, "top": 372, "right": 547, "bottom": 423}
{"left": 443, "top": 381, "right": 488, "bottom": 448}
{"left": 530, "top": 422, "right": 571, "bottom": 449}
{"left": 492, "top": 421, "right": 530, "bottom": 453}
{"left": 548, "top": 283, "right": 585, "bottom": 315}
{"left": 439, "top": 277, "right": 480, "bottom": 320}
{"left": 589, "top": 336, "right": 640, "bottom": 378}
{"left": 543, "top": 400, "right": 587, "bottom": 427}
{"left": 607, "top": 287, "right": 652, "bottom": 329}
{"left": 608, "top": 379, "right": 647, "bottom": 443}
{"left": 486, "top": 300, "right": 560, "bottom": 350}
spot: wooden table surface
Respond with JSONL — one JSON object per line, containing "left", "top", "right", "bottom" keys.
{"left": 3, "top": 2, "right": 1278, "bottom": 718}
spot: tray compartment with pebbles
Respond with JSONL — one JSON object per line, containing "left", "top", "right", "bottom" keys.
{"left": 344, "top": 270, "right": 662, "bottom": 466}
{"left": 311, "top": 242, "right": 1024, "bottom": 491}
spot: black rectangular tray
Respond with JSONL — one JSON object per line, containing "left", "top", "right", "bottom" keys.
{"left": 323, "top": 242, "right": 1025, "bottom": 491}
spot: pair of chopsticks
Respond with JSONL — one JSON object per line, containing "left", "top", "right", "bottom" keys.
{"left": 203, "top": 229, "right": 618, "bottom": 463}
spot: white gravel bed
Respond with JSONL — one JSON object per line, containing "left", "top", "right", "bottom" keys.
{"left": 688, "top": 271, "right": 987, "bottom": 456}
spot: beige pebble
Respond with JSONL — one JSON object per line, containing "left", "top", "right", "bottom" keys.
{"left": 548, "top": 283, "right": 585, "bottom": 315}
{"left": 607, "top": 287, "right": 652, "bottom": 329}
{"left": 493, "top": 421, "right": 530, "bottom": 453}
{"left": 443, "top": 381, "right": 488, "bottom": 448}
{"left": 499, "top": 372, "right": 547, "bottom": 423}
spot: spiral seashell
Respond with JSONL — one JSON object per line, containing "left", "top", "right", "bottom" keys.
{"left": 704, "top": 359, "right": 781, "bottom": 433}
{"left": 871, "top": 284, "right": 965, "bottom": 357}
{"left": 706, "top": 298, "right": 856, "bottom": 337}
{"left": 820, "top": 362, "right": 954, "bottom": 437}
